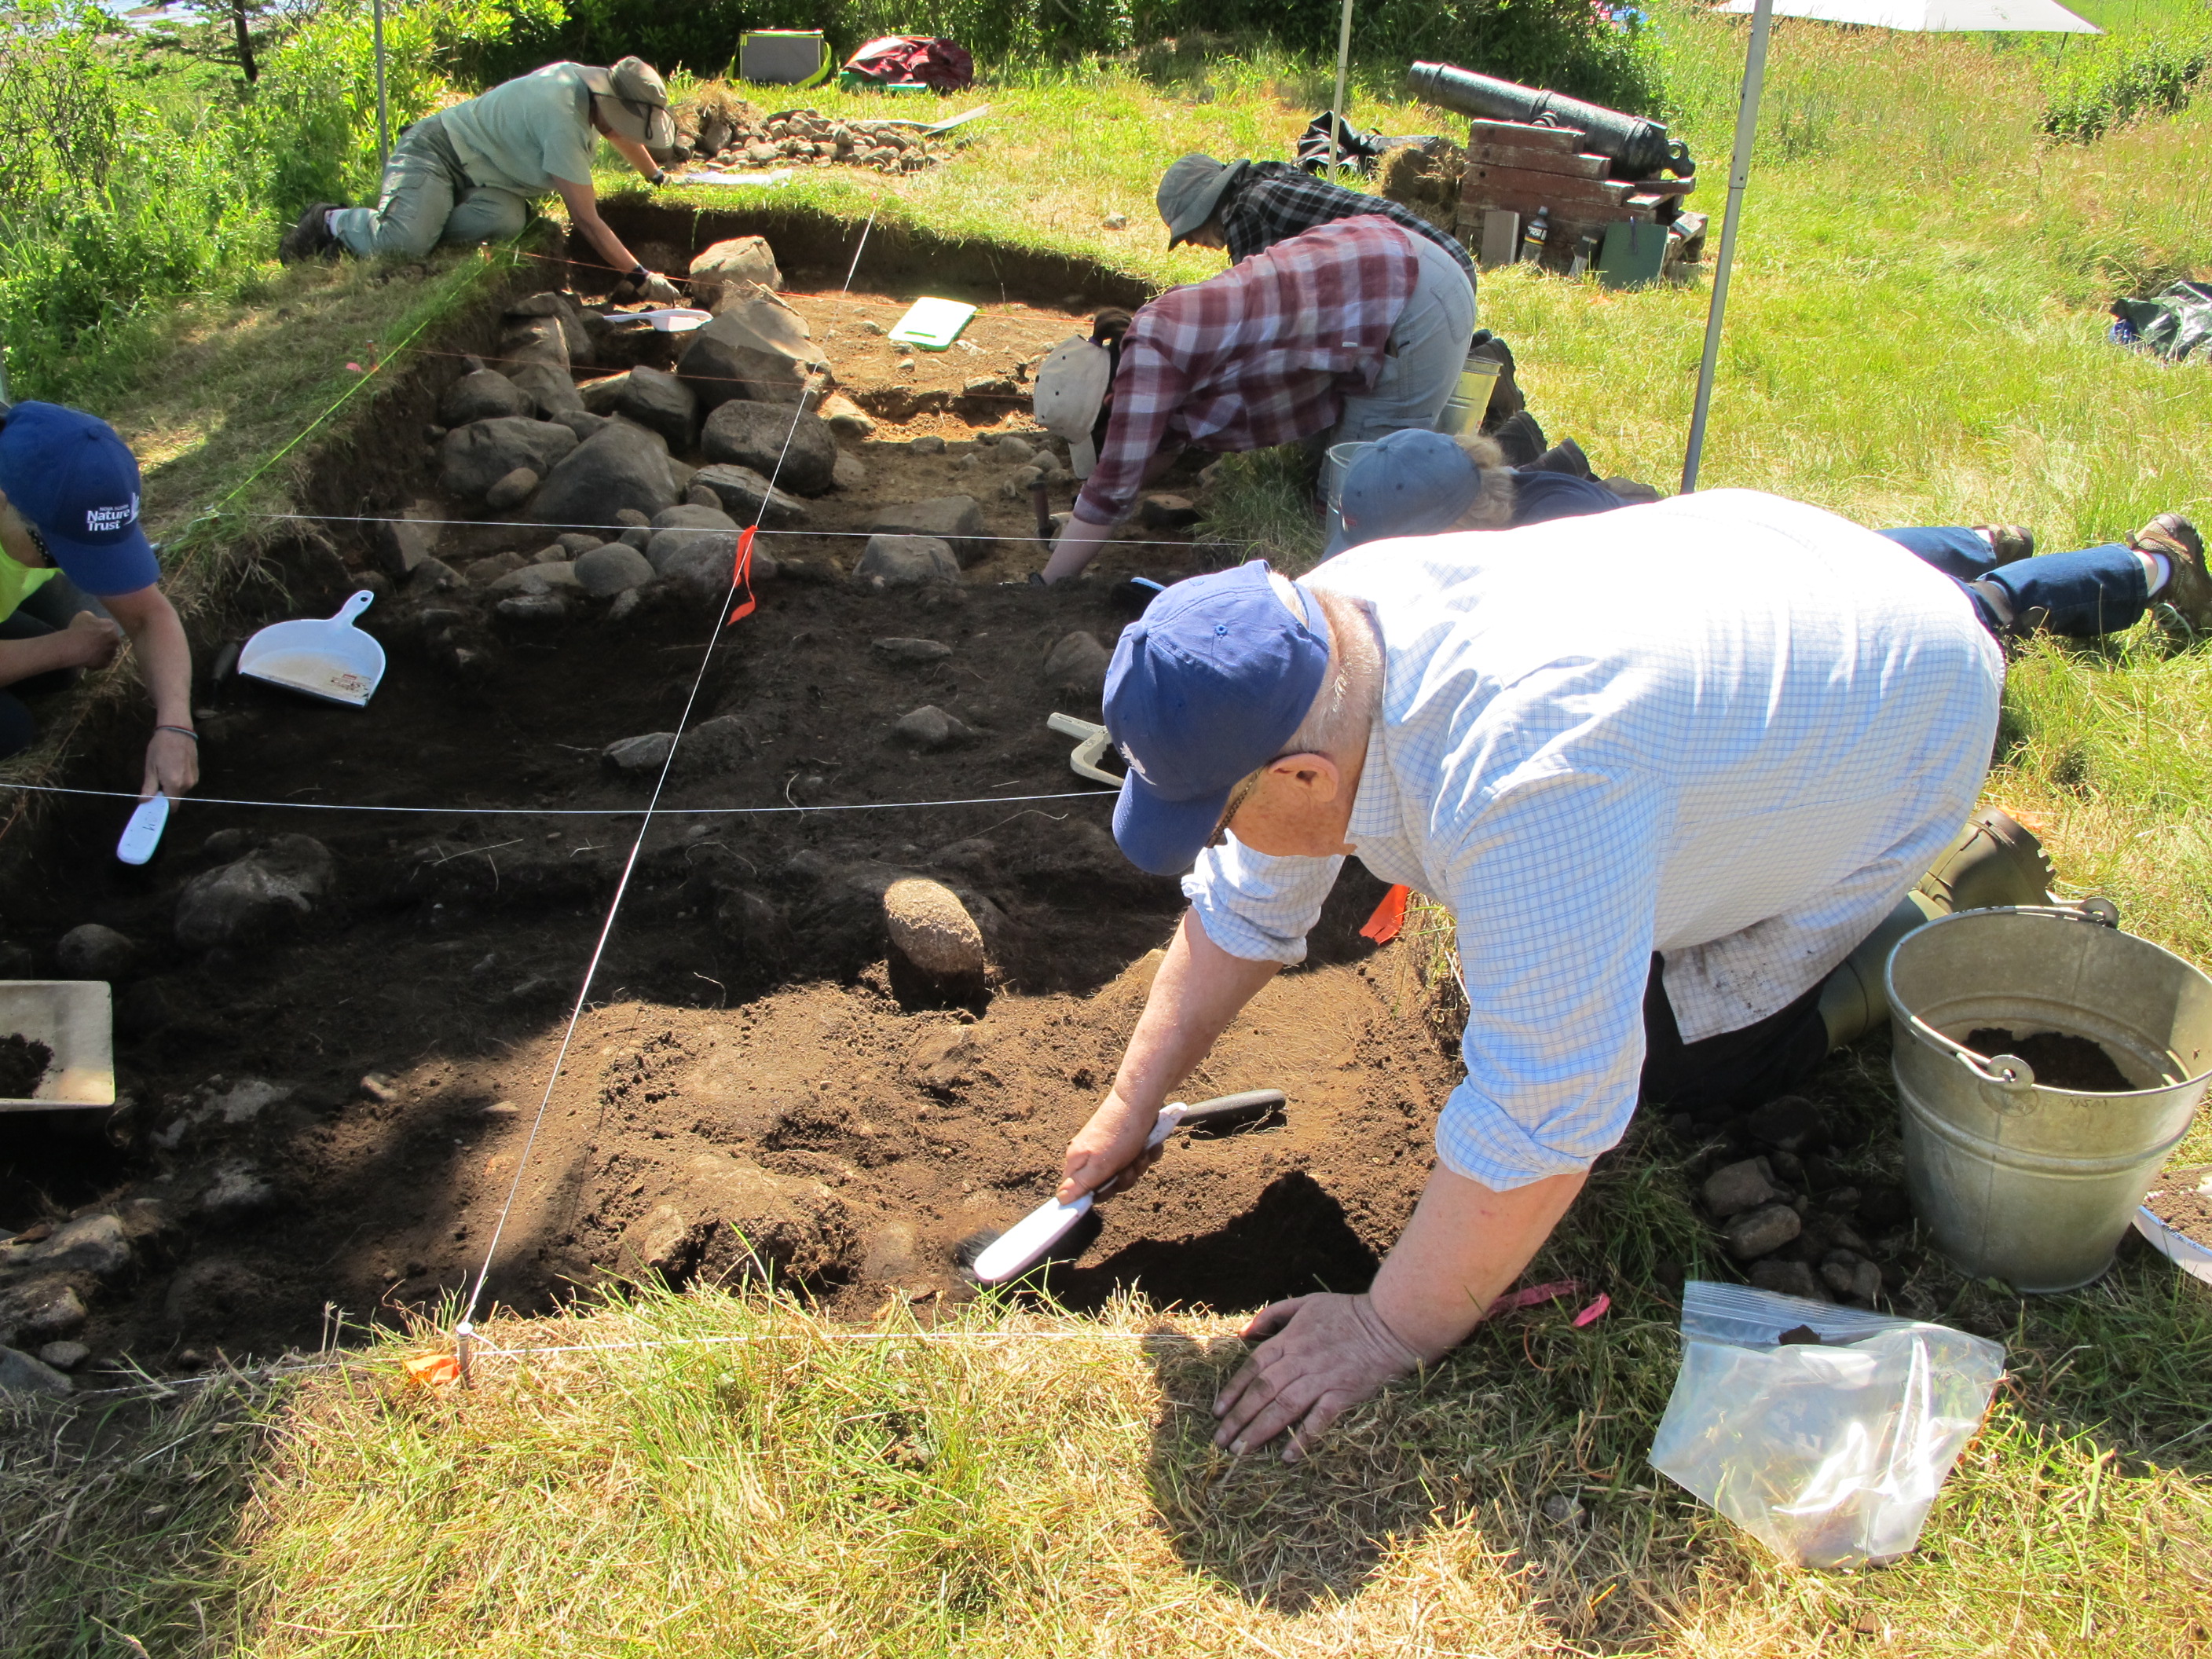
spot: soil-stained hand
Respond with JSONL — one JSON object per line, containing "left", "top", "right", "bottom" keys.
{"left": 1212, "top": 1292, "right": 1423, "bottom": 1462}
{"left": 58, "top": 611, "right": 123, "bottom": 670}
{"left": 1057, "top": 1089, "right": 1166, "bottom": 1203}
{"left": 142, "top": 725, "right": 199, "bottom": 799}
{"left": 639, "top": 272, "right": 684, "bottom": 306}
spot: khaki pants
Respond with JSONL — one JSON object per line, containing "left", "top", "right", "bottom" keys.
{"left": 330, "top": 115, "right": 533, "bottom": 259}
{"left": 1331, "top": 232, "right": 1480, "bottom": 445}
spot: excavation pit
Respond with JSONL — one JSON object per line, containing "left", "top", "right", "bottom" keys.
{"left": 0, "top": 214, "right": 1459, "bottom": 1367}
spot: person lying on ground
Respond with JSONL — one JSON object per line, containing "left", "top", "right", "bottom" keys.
{"left": 0, "top": 403, "right": 197, "bottom": 797}
{"left": 1034, "top": 216, "right": 1476, "bottom": 585}
{"left": 1053, "top": 492, "right": 2010, "bottom": 1459}
{"left": 1155, "top": 153, "right": 1477, "bottom": 285}
{"left": 1328, "top": 428, "right": 2211, "bottom": 643}
{"left": 279, "top": 57, "right": 687, "bottom": 302}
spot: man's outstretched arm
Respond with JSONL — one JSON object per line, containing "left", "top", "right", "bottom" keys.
{"left": 1058, "top": 908, "right": 1281, "bottom": 1200}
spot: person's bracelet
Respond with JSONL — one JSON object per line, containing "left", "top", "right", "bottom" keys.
{"left": 155, "top": 725, "right": 198, "bottom": 742}
{"left": 628, "top": 262, "right": 650, "bottom": 284}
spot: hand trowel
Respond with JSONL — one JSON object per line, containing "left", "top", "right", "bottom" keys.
{"left": 968, "top": 1088, "right": 1284, "bottom": 1285}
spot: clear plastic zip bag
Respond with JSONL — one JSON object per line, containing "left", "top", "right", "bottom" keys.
{"left": 1649, "top": 1280, "right": 2006, "bottom": 1569}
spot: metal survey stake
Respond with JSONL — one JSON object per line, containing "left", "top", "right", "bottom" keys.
{"left": 115, "top": 793, "right": 170, "bottom": 866}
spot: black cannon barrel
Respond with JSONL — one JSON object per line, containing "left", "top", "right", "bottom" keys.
{"left": 1408, "top": 61, "right": 1694, "bottom": 179}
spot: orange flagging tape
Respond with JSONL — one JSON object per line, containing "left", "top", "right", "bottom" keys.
{"left": 402, "top": 1351, "right": 462, "bottom": 1389}
{"left": 1360, "top": 883, "right": 1410, "bottom": 944}
{"left": 728, "top": 526, "right": 759, "bottom": 624}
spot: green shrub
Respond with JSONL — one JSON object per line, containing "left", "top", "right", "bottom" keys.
{"left": 2041, "top": 26, "right": 2212, "bottom": 141}
{"left": 494, "top": 0, "right": 1654, "bottom": 112}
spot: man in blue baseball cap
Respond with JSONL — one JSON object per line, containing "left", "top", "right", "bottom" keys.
{"left": 0, "top": 402, "right": 197, "bottom": 797}
{"left": 1049, "top": 492, "right": 2016, "bottom": 1461}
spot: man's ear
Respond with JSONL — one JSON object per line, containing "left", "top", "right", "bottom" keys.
{"left": 1266, "top": 751, "right": 1342, "bottom": 802}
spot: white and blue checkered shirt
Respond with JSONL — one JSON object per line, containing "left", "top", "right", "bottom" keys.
{"left": 1184, "top": 490, "right": 2005, "bottom": 1190}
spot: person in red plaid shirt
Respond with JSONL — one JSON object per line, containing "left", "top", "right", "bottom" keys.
{"left": 1035, "top": 214, "right": 1476, "bottom": 585}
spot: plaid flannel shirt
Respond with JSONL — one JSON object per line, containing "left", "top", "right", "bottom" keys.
{"left": 1073, "top": 216, "right": 1421, "bottom": 526}
{"left": 1221, "top": 161, "right": 1476, "bottom": 284}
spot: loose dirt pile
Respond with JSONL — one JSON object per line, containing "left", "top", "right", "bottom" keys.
{"left": 0, "top": 1035, "right": 53, "bottom": 1099}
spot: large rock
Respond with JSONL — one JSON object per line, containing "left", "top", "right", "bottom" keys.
{"left": 8, "top": 1213, "right": 131, "bottom": 1279}
{"left": 893, "top": 705, "right": 972, "bottom": 749}
{"left": 646, "top": 504, "right": 741, "bottom": 579}
{"left": 440, "top": 369, "right": 529, "bottom": 426}
{"left": 57, "top": 923, "right": 134, "bottom": 980}
{"left": 577, "top": 372, "right": 632, "bottom": 416}
{"left": 689, "top": 463, "right": 811, "bottom": 528}
{"left": 0, "top": 1278, "right": 86, "bottom": 1348}
{"left": 852, "top": 535, "right": 959, "bottom": 591}
{"left": 488, "top": 562, "right": 581, "bottom": 598}
{"left": 676, "top": 292, "right": 820, "bottom": 412}
{"left": 485, "top": 467, "right": 538, "bottom": 511}
{"left": 699, "top": 400, "right": 837, "bottom": 496}
{"left": 883, "top": 878, "right": 986, "bottom": 978}
{"left": 506, "top": 291, "right": 593, "bottom": 364}
{"left": 174, "top": 835, "right": 335, "bottom": 950}
{"left": 616, "top": 366, "right": 698, "bottom": 450}
{"left": 0, "top": 1346, "right": 71, "bottom": 1397}
{"left": 687, "top": 236, "right": 783, "bottom": 305}
{"left": 438, "top": 418, "right": 577, "bottom": 501}
{"left": 865, "top": 496, "right": 991, "bottom": 566}
{"left": 1042, "top": 631, "right": 1111, "bottom": 697}
{"left": 508, "top": 360, "right": 587, "bottom": 420}
{"left": 529, "top": 420, "right": 680, "bottom": 527}
{"left": 605, "top": 733, "right": 676, "bottom": 772}
{"left": 500, "top": 313, "right": 569, "bottom": 372}
{"left": 1701, "top": 1157, "right": 1785, "bottom": 1219}
{"left": 573, "top": 543, "right": 656, "bottom": 596}
{"left": 1724, "top": 1202, "right": 1804, "bottom": 1261}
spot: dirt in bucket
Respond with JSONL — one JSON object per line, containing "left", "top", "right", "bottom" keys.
{"left": 0, "top": 1035, "right": 53, "bottom": 1098}
{"left": 2142, "top": 1165, "right": 2212, "bottom": 1251}
{"left": 1963, "top": 1027, "right": 2133, "bottom": 1093}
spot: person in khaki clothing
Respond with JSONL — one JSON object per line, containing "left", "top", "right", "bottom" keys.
{"left": 280, "top": 57, "right": 684, "bottom": 300}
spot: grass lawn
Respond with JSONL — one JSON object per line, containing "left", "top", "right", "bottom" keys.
{"left": 5, "top": 5, "right": 2211, "bottom": 1652}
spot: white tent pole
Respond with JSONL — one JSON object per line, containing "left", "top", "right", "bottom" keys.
{"left": 1327, "top": 0, "right": 1354, "bottom": 174}
{"left": 373, "top": 0, "right": 391, "bottom": 169}
{"left": 1681, "top": 0, "right": 1775, "bottom": 493}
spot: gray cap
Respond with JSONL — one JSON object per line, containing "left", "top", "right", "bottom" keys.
{"left": 1155, "top": 155, "right": 1249, "bottom": 247}
{"left": 581, "top": 57, "right": 676, "bottom": 149}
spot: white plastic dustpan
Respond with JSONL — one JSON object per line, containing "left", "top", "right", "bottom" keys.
{"left": 607, "top": 306, "right": 713, "bottom": 332}
{"left": 239, "top": 590, "right": 386, "bottom": 708}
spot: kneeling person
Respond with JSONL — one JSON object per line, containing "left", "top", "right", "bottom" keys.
{"left": 281, "top": 57, "right": 687, "bottom": 302}
{"left": 1057, "top": 491, "right": 2004, "bottom": 1457}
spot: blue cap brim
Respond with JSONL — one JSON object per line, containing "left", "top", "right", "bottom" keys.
{"left": 1112, "top": 770, "right": 1232, "bottom": 877}
{"left": 39, "top": 524, "right": 160, "bottom": 597}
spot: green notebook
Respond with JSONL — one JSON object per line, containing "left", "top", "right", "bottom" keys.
{"left": 887, "top": 297, "right": 978, "bottom": 350}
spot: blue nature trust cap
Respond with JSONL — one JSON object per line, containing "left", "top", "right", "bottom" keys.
{"left": 1102, "top": 561, "right": 1332, "bottom": 876}
{"left": 1325, "top": 427, "right": 1481, "bottom": 559}
{"left": 0, "top": 401, "right": 162, "bottom": 595}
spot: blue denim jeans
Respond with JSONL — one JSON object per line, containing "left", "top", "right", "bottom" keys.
{"left": 1878, "top": 526, "right": 2148, "bottom": 638}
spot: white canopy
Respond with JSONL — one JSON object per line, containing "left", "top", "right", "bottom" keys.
{"left": 1716, "top": 0, "right": 2100, "bottom": 33}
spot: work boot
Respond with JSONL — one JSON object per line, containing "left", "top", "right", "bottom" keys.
{"left": 1487, "top": 408, "right": 1547, "bottom": 468}
{"left": 1818, "top": 890, "right": 1940, "bottom": 1049}
{"left": 1526, "top": 437, "right": 1593, "bottom": 479}
{"left": 1915, "top": 807, "right": 2055, "bottom": 915}
{"left": 2133, "top": 511, "right": 2212, "bottom": 639}
{"left": 278, "top": 203, "right": 343, "bottom": 266}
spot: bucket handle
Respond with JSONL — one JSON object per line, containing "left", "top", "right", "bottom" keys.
{"left": 2002, "top": 898, "right": 2122, "bottom": 929}
{"left": 1954, "top": 1046, "right": 2042, "bottom": 1115}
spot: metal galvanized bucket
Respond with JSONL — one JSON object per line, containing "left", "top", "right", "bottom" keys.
{"left": 1885, "top": 903, "right": 2212, "bottom": 1291}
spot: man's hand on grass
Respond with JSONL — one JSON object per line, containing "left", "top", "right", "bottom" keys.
{"left": 1211, "top": 1292, "right": 1424, "bottom": 1462}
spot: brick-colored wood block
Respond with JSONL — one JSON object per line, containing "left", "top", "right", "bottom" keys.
{"left": 1465, "top": 119, "right": 1584, "bottom": 151}
{"left": 1468, "top": 143, "right": 1612, "bottom": 180}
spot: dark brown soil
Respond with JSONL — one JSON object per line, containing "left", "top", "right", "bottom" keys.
{"left": 2142, "top": 1164, "right": 2212, "bottom": 1249}
{"left": 0, "top": 228, "right": 1457, "bottom": 1368}
{"left": 1964, "top": 1027, "right": 2135, "bottom": 1093}
{"left": 0, "top": 1035, "right": 53, "bottom": 1098}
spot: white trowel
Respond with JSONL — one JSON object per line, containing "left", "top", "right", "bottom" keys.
{"left": 968, "top": 1088, "right": 1285, "bottom": 1285}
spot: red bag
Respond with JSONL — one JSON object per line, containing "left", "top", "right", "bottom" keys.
{"left": 842, "top": 35, "right": 975, "bottom": 93}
